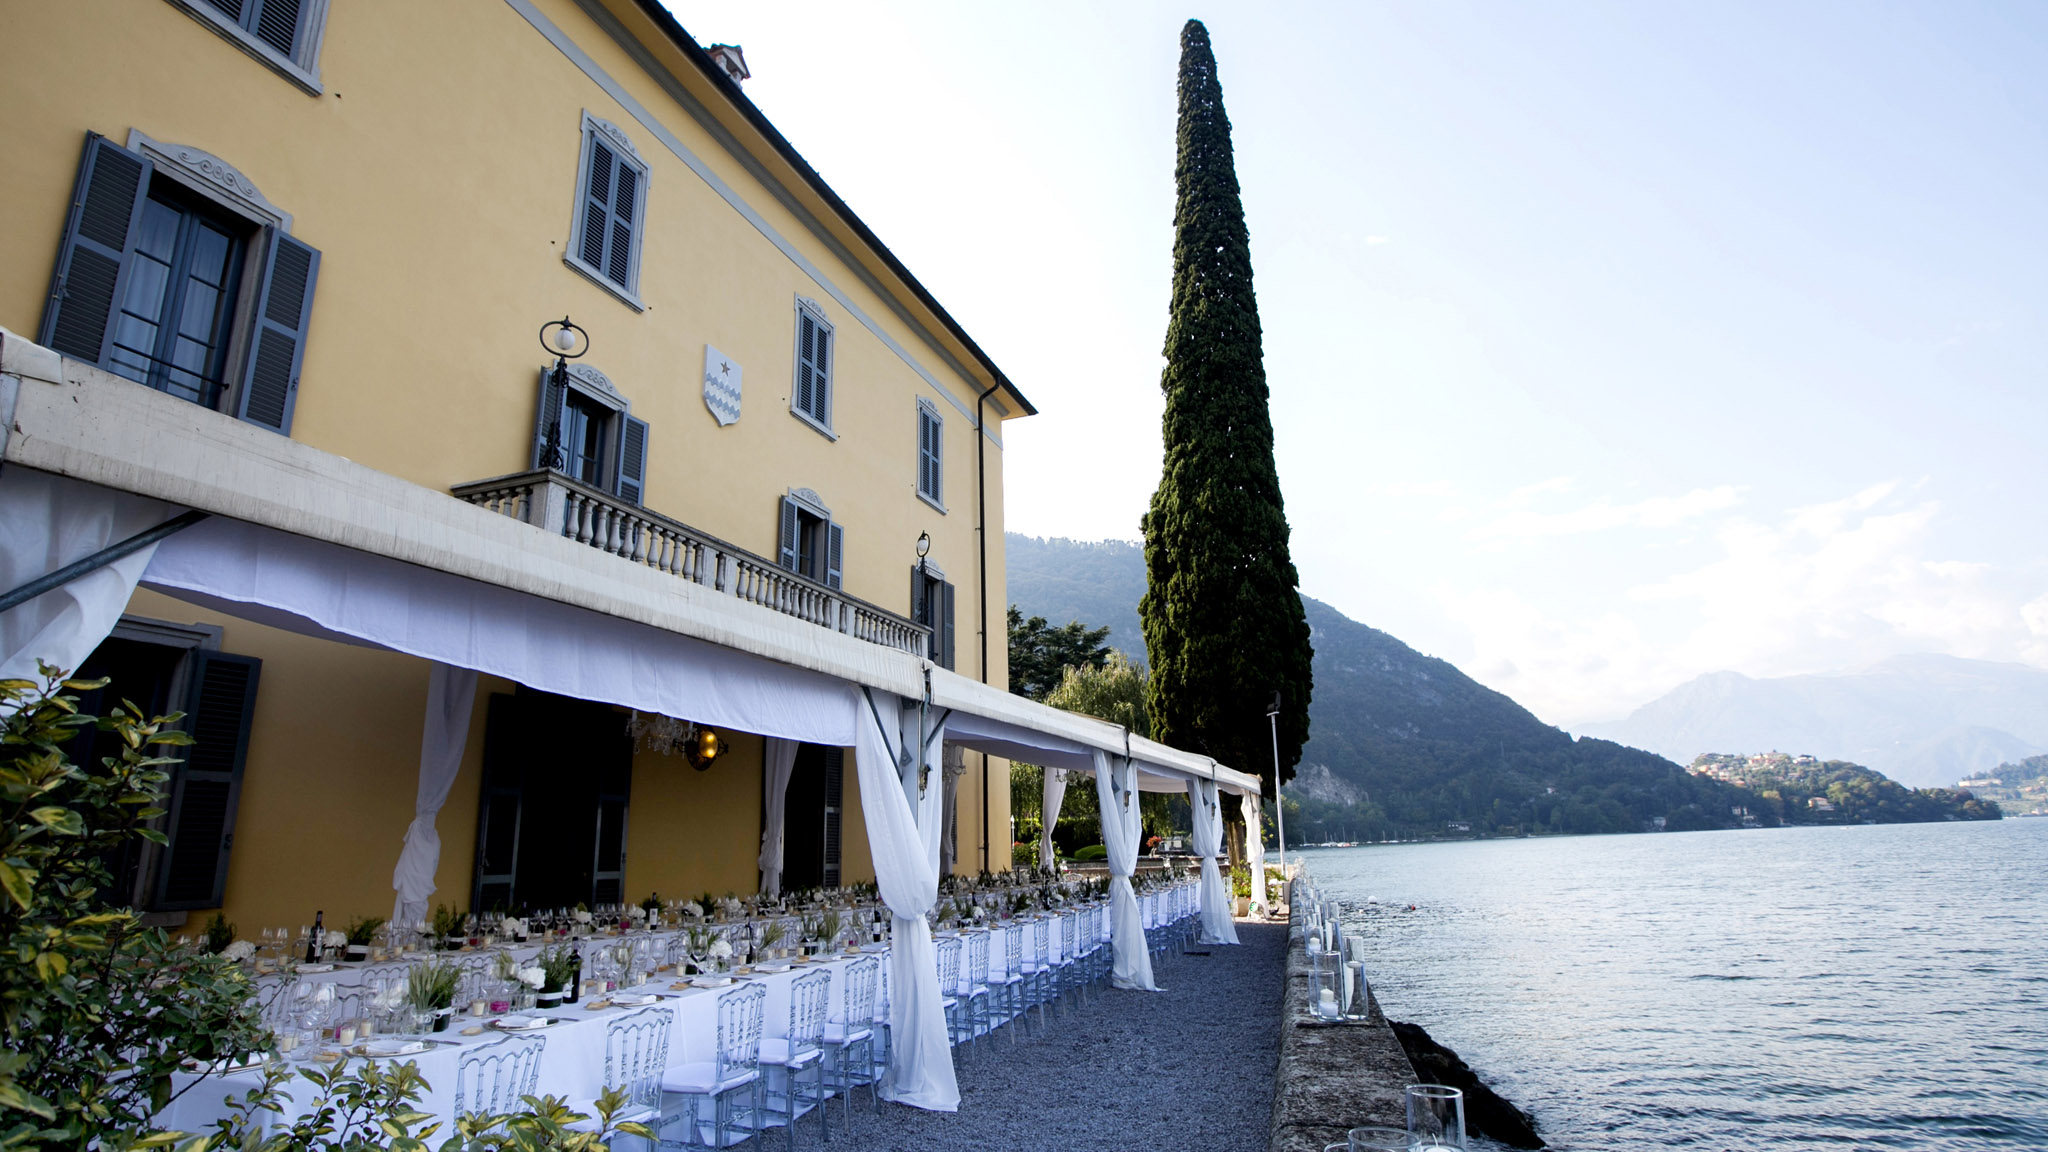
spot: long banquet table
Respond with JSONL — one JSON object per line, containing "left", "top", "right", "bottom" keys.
{"left": 157, "top": 883, "right": 1195, "bottom": 1135}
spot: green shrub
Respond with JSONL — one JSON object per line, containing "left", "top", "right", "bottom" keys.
{"left": 1073, "top": 844, "right": 1108, "bottom": 862}
{"left": 0, "top": 665, "right": 271, "bottom": 1148}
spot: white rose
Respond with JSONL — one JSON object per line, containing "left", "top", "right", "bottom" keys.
{"left": 574, "top": 909, "right": 593, "bottom": 924}
{"left": 517, "top": 967, "right": 546, "bottom": 989}
{"left": 708, "top": 938, "right": 733, "bottom": 959}
{"left": 222, "top": 940, "right": 255, "bottom": 962}
{"left": 503, "top": 918, "right": 525, "bottom": 935}
{"left": 323, "top": 930, "right": 347, "bottom": 947}
{"left": 683, "top": 902, "right": 703, "bottom": 917}
{"left": 628, "top": 905, "right": 647, "bottom": 920}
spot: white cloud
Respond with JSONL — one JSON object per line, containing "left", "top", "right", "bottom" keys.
{"left": 1435, "top": 482, "right": 2047, "bottom": 725}
{"left": 1471, "top": 485, "right": 1742, "bottom": 541}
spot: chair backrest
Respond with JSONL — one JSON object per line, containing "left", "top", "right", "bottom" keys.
{"left": 786, "top": 968, "right": 831, "bottom": 1047}
{"left": 1004, "top": 923, "right": 1022, "bottom": 970}
{"left": 935, "top": 936, "right": 962, "bottom": 997}
{"left": 713, "top": 982, "right": 768, "bottom": 1079}
{"left": 1030, "top": 918, "right": 1050, "bottom": 964}
{"left": 966, "top": 930, "right": 990, "bottom": 988}
{"left": 604, "top": 1005, "right": 674, "bottom": 1114}
{"left": 839, "top": 955, "right": 880, "bottom": 1024}
{"left": 455, "top": 1034, "right": 546, "bottom": 1118}
{"left": 1060, "top": 913, "right": 1076, "bottom": 959}
{"left": 662, "top": 933, "right": 690, "bottom": 969}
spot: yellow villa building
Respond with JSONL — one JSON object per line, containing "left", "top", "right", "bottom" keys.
{"left": 0, "top": 5, "right": 1261, "bottom": 1115}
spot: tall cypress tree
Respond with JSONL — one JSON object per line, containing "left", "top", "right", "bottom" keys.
{"left": 1140, "top": 19, "right": 1313, "bottom": 791}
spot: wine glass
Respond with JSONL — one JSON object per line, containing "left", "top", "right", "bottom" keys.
{"left": 1405, "top": 1084, "right": 1466, "bottom": 1150}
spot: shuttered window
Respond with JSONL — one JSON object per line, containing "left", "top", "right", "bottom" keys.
{"left": 155, "top": 651, "right": 262, "bottom": 910}
{"left": 911, "top": 567, "right": 957, "bottom": 670}
{"left": 778, "top": 494, "right": 843, "bottom": 589}
{"left": 529, "top": 364, "right": 648, "bottom": 507}
{"left": 793, "top": 302, "right": 834, "bottom": 432}
{"left": 40, "top": 133, "right": 318, "bottom": 436}
{"left": 566, "top": 115, "right": 649, "bottom": 309}
{"left": 916, "top": 400, "right": 944, "bottom": 507}
{"left": 178, "top": 0, "right": 331, "bottom": 93}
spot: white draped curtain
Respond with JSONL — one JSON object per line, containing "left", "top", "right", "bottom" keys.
{"left": 1039, "top": 766, "right": 1067, "bottom": 870}
{"left": 1241, "top": 790, "right": 1268, "bottom": 915}
{"left": 1188, "top": 778, "right": 1239, "bottom": 945}
{"left": 851, "top": 689, "right": 958, "bottom": 1111}
{"left": 1093, "top": 750, "right": 1159, "bottom": 991}
{"left": 757, "top": 736, "right": 800, "bottom": 896}
{"left": 0, "top": 468, "right": 176, "bottom": 689}
{"left": 391, "top": 662, "right": 478, "bottom": 929}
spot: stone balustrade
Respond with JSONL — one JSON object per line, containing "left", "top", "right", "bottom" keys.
{"left": 452, "top": 469, "right": 931, "bottom": 659}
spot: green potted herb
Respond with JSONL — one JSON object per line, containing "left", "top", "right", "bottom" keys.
{"left": 342, "top": 915, "right": 385, "bottom": 962}
{"left": 406, "top": 959, "right": 460, "bottom": 1032}
{"left": 430, "top": 903, "right": 465, "bottom": 950}
{"left": 758, "top": 919, "right": 787, "bottom": 960}
{"left": 535, "top": 945, "right": 578, "bottom": 1009}
{"left": 202, "top": 912, "right": 236, "bottom": 955}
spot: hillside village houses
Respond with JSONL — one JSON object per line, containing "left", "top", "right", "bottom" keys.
{"left": 0, "top": 0, "right": 1262, "bottom": 1126}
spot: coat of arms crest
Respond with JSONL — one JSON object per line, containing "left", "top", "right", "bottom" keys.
{"left": 703, "top": 345, "right": 741, "bottom": 426}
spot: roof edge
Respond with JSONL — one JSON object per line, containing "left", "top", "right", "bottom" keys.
{"left": 625, "top": 0, "right": 1037, "bottom": 417}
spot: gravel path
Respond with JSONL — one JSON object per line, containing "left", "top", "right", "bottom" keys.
{"left": 814, "top": 920, "right": 1286, "bottom": 1152}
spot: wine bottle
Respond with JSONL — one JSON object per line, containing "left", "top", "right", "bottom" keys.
{"left": 306, "top": 910, "right": 323, "bottom": 963}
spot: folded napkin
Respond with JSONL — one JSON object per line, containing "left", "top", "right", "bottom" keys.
{"left": 495, "top": 1015, "right": 551, "bottom": 1030}
{"left": 361, "top": 1039, "right": 428, "bottom": 1057}
{"left": 613, "top": 993, "right": 659, "bottom": 1005}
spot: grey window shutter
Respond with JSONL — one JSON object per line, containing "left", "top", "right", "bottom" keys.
{"left": 825, "top": 521, "right": 844, "bottom": 589}
{"left": 579, "top": 133, "right": 638, "bottom": 291}
{"left": 156, "top": 651, "right": 262, "bottom": 910}
{"left": 910, "top": 566, "right": 927, "bottom": 630}
{"left": 813, "top": 324, "right": 833, "bottom": 424}
{"left": 235, "top": 229, "right": 319, "bottom": 435}
{"left": 252, "top": 0, "right": 303, "bottom": 56}
{"left": 39, "top": 134, "right": 152, "bottom": 366}
{"left": 795, "top": 311, "right": 817, "bottom": 418}
{"left": 532, "top": 367, "right": 567, "bottom": 470}
{"left": 616, "top": 415, "right": 648, "bottom": 506}
{"left": 778, "top": 496, "right": 800, "bottom": 571}
{"left": 940, "top": 580, "right": 956, "bottom": 670}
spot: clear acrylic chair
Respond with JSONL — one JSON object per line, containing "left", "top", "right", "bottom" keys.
{"left": 753, "top": 968, "right": 830, "bottom": 1150}
{"left": 823, "top": 955, "right": 880, "bottom": 1119}
{"left": 658, "top": 981, "right": 765, "bottom": 1149}
{"left": 954, "top": 932, "right": 993, "bottom": 1054}
{"left": 603, "top": 1005, "right": 674, "bottom": 1125}
{"left": 935, "top": 936, "right": 968, "bottom": 1050}
{"left": 992, "top": 925, "right": 1028, "bottom": 1041}
{"left": 1025, "top": 917, "right": 1055, "bottom": 1029}
{"left": 455, "top": 1034, "right": 547, "bottom": 1121}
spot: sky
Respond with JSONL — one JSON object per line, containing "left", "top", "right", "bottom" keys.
{"left": 663, "top": 0, "right": 2048, "bottom": 728}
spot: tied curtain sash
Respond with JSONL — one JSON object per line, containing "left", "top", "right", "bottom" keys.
{"left": 1093, "top": 750, "right": 1159, "bottom": 991}
{"left": 851, "top": 688, "right": 958, "bottom": 1111}
{"left": 1188, "top": 777, "right": 1238, "bottom": 945}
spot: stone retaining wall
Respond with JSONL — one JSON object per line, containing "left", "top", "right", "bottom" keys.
{"left": 1268, "top": 917, "right": 1416, "bottom": 1152}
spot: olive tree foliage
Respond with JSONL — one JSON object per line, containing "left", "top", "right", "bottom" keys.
{"left": 0, "top": 665, "right": 270, "bottom": 1149}
{"left": 1011, "top": 653, "right": 1185, "bottom": 854}
{"left": 1140, "top": 19, "right": 1313, "bottom": 793}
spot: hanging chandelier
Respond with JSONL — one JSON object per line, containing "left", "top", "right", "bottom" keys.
{"left": 626, "top": 711, "right": 725, "bottom": 770}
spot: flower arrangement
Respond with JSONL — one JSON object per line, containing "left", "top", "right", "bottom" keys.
{"left": 501, "top": 916, "right": 528, "bottom": 941}
{"left": 681, "top": 900, "right": 704, "bottom": 919}
{"left": 343, "top": 915, "right": 384, "bottom": 949}
{"left": 758, "top": 919, "right": 787, "bottom": 955}
{"left": 222, "top": 939, "right": 256, "bottom": 963}
{"left": 707, "top": 936, "right": 734, "bottom": 963}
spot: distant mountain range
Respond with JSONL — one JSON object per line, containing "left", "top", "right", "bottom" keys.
{"left": 1006, "top": 536, "right": 1750, "bottom": 838}
{"left": 1577, "top": 656, "right": 2048, "bottom": 789}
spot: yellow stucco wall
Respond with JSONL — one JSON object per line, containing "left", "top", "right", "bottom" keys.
{"left": 10, "top": 0, "right": 1019, "bottom": 921}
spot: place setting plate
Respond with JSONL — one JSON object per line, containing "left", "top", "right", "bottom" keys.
{"left": 490, "top": 1014, "right": 563, "bottom": 1031}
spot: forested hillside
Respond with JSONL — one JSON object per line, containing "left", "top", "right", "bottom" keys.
{"left": 1008, "top": 535, "right": 1750, "bottom": 840}
{"left": 1692, "top": 754, "right": 2003, "bottom": 823}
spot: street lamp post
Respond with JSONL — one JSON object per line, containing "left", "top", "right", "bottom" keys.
{"left": 1267, "top": 689, "right": 1286, "bottom": 878}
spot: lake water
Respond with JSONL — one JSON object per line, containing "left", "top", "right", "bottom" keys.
{"left": 1302, "top": 818, "right": 2048, "bottom": 1149}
